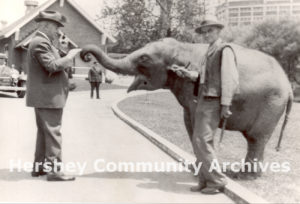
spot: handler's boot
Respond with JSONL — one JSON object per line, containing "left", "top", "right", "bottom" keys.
{"left": 31, "top": 170, "right": 47, "bottom": 177}
{"left": 190, "top": 181, "right": 206, "bottom": 192}
{"left": 200, "top": 186, "right": 225, "bottom": 194}
{"left": 47, "top": 172, "right": 75, "bottom": 182}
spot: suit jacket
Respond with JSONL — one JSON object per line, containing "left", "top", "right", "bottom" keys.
{"left": 88, "top": 67, "right": 102, "bottom": 83}
{"left": 26, "top": 32, "right": 71, "bottom": 108}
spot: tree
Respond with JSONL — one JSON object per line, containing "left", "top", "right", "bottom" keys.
{"left": 155, "top": 0, "right": 173, "bottom": 37}
{"left": 100, "top": 0, "right": 160, "bottom": 53}
{"left": 243, "top": 20, "right": 300, "bottom": 82}
{"left": 172, "top": 0, "right": 205, "bottom": 42}
{"left": 98, "top": 0, "right": 208, "bottom": 52}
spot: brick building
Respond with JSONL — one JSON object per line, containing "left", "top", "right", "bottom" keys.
{"left": 0, "top": 0, "right": 116, "bottom": 73}
{"left": 216, "top": 0, "right": 300, "bottom": 26}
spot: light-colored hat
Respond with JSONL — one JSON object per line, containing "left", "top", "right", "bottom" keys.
{"left": 35, "top": 11, "right": 67, "bottom": 27}
{"left": 195, "top": 16, "right": 224, "bottom": 34}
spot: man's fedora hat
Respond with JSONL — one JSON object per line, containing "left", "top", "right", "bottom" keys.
{"left": 35, "top": 11, "right": 67, "bottom": 27}
{"left": 195, "top": 16, "right": 224, "bottom": 34}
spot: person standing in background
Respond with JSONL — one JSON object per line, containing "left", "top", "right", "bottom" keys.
{"left": 88, "top": 61, "right": 102, "bottom": 99}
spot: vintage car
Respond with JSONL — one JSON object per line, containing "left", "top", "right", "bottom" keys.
{"left": 0, "top": 53, "right": 26, "bottom": 98}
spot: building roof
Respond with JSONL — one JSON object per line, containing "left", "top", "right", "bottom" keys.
{"left": 15, "top": 30, "right": 78, "bottom": 49}
{"left": 0, "top": 0, "right": 116, "bottom": 43}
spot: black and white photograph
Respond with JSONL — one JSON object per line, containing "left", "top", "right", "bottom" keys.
{"left": 0, "top": 0, "right": 299, "bottom": 203}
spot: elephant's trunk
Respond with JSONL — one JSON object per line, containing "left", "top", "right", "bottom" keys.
{"left": 80, "top": 45, "right": 137, "bottom": 75}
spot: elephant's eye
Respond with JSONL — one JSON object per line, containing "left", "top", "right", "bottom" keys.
{"left": 139, "top": 55, "right": 150, "bottom": 62}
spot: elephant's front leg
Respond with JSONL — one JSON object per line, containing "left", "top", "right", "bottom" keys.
{"left": 183, "top": 109, "right": 200, "bottom": 173}
{"left": 183, "top": 109, "right": 194, "bottom": 142}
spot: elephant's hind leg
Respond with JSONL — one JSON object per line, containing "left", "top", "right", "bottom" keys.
{"left": 236, "top": 111, "right": 281, "bottom": 179}
{"left": 237, "top": 96, "right": 285, "bottom": 179}
{"left": 241, "top": 131, "right": 271, "bottom": 179}
{"left": 224, "top": 130, "right": 271, "bottom": 180}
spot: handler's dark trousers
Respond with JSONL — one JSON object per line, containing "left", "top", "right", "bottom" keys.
{"left": 192, "top": 96, "right": 227, "bottom": 188}
{"left": 90, "top": 82, "right": 100, "bottom": 98}
{"left": 33, "top": 108, "right": 63, "bottom": 171}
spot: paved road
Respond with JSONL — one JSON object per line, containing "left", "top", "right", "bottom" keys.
{"left": 0, "top": 90, "right": 233, "bottom": 203}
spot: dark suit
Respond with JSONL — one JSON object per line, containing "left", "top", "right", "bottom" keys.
{"left": 88, "top": 67, "right": 102, "bottom": 98}
{"left": 26, "top": 32, "right": 71, "bottom": 171}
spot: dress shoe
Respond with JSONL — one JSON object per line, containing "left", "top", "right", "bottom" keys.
{"left": 200, "top": 186, "right": 225, "bottom": 194}
{"left": 47, "top": 172, "right": 75, "bottom": 181}
{"left": 190, "top": 183, "right": 206, "bottom": 192}
{"left": 31, "top": 170, "right": 47, "bottom": 177}
{"left": 190, "top": 185, "right": 206, "bottom": 192}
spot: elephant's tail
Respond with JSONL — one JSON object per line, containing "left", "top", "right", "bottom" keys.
{"left": 276, "top": 90, "right": 294, "bottom": 151}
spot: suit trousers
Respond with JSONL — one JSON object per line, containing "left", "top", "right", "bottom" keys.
{"left": 90, "top": 82, "right": 100, "bottom": 98}
{"left": 192, "top": 96, "right": 227, "bottom": 188}
{"left": 33, "top": 108, "right": 63, "bottom": 171}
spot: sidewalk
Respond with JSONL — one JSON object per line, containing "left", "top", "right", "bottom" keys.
{"left": 0, "top": 90, "right": 233, "bottom": 203}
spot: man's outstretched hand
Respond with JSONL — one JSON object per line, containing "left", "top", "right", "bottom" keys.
{"left": 66, "top": 48, "right": 82, "bottom": 60}
{"left": 168, "top": 64, "right": 198, "bottom": 82}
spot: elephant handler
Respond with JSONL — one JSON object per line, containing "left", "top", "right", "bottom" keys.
{"left": 26, "top": 11, "right": 81, "bottom": 181}
{"left": 169, "top": 16, "right": 239, "bottom": 194}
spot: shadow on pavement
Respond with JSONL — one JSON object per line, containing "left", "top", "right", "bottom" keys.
{"left": 0, "top": 93, "right": 17, "bottom": 98}
{"left": 82, "top": 171, "right": 199, "bottom": 195}
{"left": 0, "top": 169, "right": 37, "bottom": 181}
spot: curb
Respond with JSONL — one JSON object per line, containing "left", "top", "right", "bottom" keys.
{"left": 111, "top": 90, "right": 269, "bottom": 204}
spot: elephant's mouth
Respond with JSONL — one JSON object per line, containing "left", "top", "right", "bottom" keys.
{"left": 127, "top": 74, "right": 151, "bottom": 93}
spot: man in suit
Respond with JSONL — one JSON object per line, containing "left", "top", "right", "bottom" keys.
{"left": 169, "top": 16, "right": 239, "bottom": 194}
{"left": 26, "top": 11, "right": 81, "bottom": 181}
{"left": 88, "top": 61, "right": 102, "bottom": 99}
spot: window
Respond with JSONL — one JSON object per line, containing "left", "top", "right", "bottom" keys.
{"left": 280, "top": 6, "right": 290, "bottom": 10}
{"left": 253, "top": 7, "right": 263, "bottom": 11}
{"left": 240, "top": 7, "right": 251, "bottom": 12}
{"left": 229, "top": 17, "right": 238, "bottom": 22}
{"left": 266, "top": 6, "right": 277, "bottom": 11}
{"left": 253, "top": 12, "right": 263, "bottom": 15}
{"left": 293, "top": 5, "right": 300, "bottom": 11}
{"left": 240, "top": 17, "right": 251, "bottom": 21}
{"left": 229, "top": 22, "right": 238, "bottom": 26}
{"left": 240, "top": 12, "right": 251, "bottom": 16}
{"left": 253, "top": 16, "right": 264, "bottom": 21}
{"left": 229, "top": 13, "right": 239, "bottom": 17}
{"left": 266, "top": 11, "right": 277, "bottom": 15}
{"left": 229, "top": 8, "right": 239, "bottom": 12}
{"left": 241, "top": 22, "right": 251, "bottom": 25}
{"left": 279, "top": 10, "right": 290, "bottom": 15}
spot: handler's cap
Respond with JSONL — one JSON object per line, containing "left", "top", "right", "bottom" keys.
{"left": 195, "top": 15, "right": 224, "bottom": 34}
{"left": 0, "top": 53, "right": 8, "bottom": 59}
{"left": 35, "top": 10, "right": 67, "bottom": 27}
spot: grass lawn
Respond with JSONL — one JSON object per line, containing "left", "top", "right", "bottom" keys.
{"left": 118, "top": 91, "right": 300, "bottom": 203}
{"left": 69, "top": 78, "right": 127, "bottom": 92}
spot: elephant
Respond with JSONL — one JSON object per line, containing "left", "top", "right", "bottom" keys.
{"left": 80, "top": 38, "right": 293, "bottom": 179}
